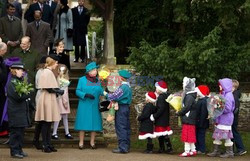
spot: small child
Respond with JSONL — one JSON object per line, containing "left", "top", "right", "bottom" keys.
{"left": 52, "top": 65, "right": 73, "bottom": 139}
{"left": 150, "top": 81, "right": 173, "bottom": 153}
{"left": 177, "top": 77, "right": 197, "bottom": 157}
{"left": 7, "top": 62, "right": 31, "bottom": 159}
{"left": 138, "top": 92, "right": 157, "bottom": 153}
{"left": 207, "top": 78, "right": 235, "bottom": 158}
{"left": 231, "top": 80, "right": 247, "bottom": 156}
{"left": 195, "top": 85, "right": 210, "bottom": 154}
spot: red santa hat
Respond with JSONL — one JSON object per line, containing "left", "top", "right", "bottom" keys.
{"left": 195, "top": 85, "right": 210, "bottom": 97}
{"left": 145, "top": 92, "right": 157, "bottom": 103}
{"left": 155, "top": 81, "right": 168, "bottom": 93}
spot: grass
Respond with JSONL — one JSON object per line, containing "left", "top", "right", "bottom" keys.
{"left": 130, "top": 132, "right": 250, "bottom": 155}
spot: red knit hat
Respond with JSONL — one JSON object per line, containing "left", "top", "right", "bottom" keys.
{"left": 145, "top": 91, "right": 157, "bottom": 103}
{"left": 195, "top": 85, "right": 210, "bottom": 97}
{"left": 155, "top": 80, "right": 168, "bottom": 92}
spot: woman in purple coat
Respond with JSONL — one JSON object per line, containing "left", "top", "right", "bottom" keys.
{"left": 208, "top": 78, "right": 235, "bottom": 158}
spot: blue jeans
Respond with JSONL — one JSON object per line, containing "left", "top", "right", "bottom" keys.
{"left": 232, "top": 119, "right": 245, "bottom": 152}
{"left": 196, "top": 128, "right": 206, "bottom": 153}
{"left": 115, "top": 104, "right": 130, "bottom": 152}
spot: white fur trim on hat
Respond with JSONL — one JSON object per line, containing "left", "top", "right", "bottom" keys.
{"left": 138, "top": 133, "right": 156, "bottom": 140}
{"left": 145, "top": 93, "right": 156, "bottom": 103}
{"left": 155, "top": 82, "right": 167, "bottom": 93}
{"left": 195, "top": 87, "right": 205, "bottom": 98}
{"left": 154, "top": 130, "right": 173, "bottom": 137}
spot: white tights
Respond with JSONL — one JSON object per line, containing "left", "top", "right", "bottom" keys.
{"left": 184, "top": 142, "right": 196, "bottom": 153}
{"left": 52, "top": 114, "right": 69, "bottom": 135}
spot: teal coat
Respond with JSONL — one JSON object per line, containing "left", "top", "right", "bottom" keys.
{"left": 74, "top": 76, "right": 104, "bottom": 131}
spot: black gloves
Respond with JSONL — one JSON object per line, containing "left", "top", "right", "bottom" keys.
{"left": 85, "top": 94, "right": 95, "bottom": 99}
{"left": 46, "top": 88, "right": 64, "bottom": 96}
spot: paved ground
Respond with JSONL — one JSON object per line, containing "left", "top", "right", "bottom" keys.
{"left": 0, "top": 148, "right": 249, "bottom": 161}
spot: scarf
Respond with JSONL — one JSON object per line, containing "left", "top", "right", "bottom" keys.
{"left": 86, "top": 74, "right": 97, "bottom": 83}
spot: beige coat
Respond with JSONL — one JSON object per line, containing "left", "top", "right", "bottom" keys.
{"left": 35, "top": 68, "right": 60, "bottom": 122}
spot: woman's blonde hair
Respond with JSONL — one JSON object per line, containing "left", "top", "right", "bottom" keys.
{"left": 44, "top": 57, "right": 57, "bottom": 68}
{"left": 232, "top": 79, "right": 239, "bottom": 90}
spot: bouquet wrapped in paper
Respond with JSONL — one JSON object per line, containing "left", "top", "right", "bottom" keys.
{"left": 207, "top": 94, "right": 225, "bottom": 120}
{"left": 166, "top": 91, "right": 182, "bottom": 112}
{"left": 58, "top": 78, "right": 70, "bottom": 89}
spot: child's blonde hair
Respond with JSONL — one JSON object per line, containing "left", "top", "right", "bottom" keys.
{"left": 44, "top": 57, "right": 57, "bottom": 68}
{"left": 58, "top": 65, "right": 69, "bottom": 80}
{"left": 232, "top": 79, "right": 239, "bottom": 90}
{"left": 10, "top": 68, "right": 18, "bottom": 75}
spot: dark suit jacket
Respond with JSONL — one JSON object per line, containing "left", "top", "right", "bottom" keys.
{"left": 26, "top": 20, "right": 52, "bottom": 55}
{"left": 72, "top": 6, "right": 90, "bottom": 46}
{"left": 0, "top": 15, "right": 23, "bottom": 55}
{"left": 24, "top": 2, "right": 53, "bottom": 27}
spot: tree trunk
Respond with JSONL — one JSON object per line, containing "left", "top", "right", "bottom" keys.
{"left": 103, "top": 0, "right": 116, "bottom": 65}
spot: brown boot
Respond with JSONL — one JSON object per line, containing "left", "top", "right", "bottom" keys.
{"left": 207, "top": 144, "right": 220, "bottom": 157}
{"left": 220, "top": 146, "right": 234, "bottom": 158}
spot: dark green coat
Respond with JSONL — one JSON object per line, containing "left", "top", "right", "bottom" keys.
{"left": 11, "top": 47, "right": 41, "bottom": 86}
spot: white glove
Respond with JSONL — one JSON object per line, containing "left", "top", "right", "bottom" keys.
{"left": 103, "top": 91, "right": 108, "bottom": 96}
{"left": 150, "top": 114, "right": 155, "bottom": 121}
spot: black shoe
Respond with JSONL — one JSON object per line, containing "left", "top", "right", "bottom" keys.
{"left": 51, "top": 134, "right": 59, "bottom": 140}
{"left": 49, "top": 145, "right": 57, "bottom": 152}
{"left": 74, "top": 59, "right": 78, "bottom": 62}
{"left": 112, "top": 148, "right": 128, "bottom": 154}
{"left": 11, "top": 153, "right": 23, "bottom": 159}
{"left": 80, "top": 59, "right": 84, "bottom": 63}
{"left": 90, "top": 144, "right": 97, "bottom": 149}
{"left": 78, "top": 144, "right": 84, "bottom": 150}
{"left": 20, "top": 152, "right": 28, "bottom": 157}
{"left": 165, "top": 148, "right": 174, "bottom": 154}
{"left": 32, "top": 140, "right": 42, "bottom": 150}
{"left": 42, "top": 146, "right": 52, "bottom": 153}
{"left": 236, "top": 150, "right": 247, "bottom": 156}
{"left": 65, "top": 133, "right": 73, "bottom": 139}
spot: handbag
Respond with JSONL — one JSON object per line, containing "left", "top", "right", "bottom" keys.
{"left": 66, "top": 28, "right": 73, "bottom": 37}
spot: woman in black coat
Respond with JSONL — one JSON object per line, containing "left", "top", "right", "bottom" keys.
{"left": 51, "top": 38, "right": 70, "bottom": 70}
{"left": 7, "top": 62, "right": 31, "bottom": 159}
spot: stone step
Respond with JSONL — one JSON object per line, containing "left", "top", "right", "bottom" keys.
{"left": 0, "top": 135, "right": 106, "bottom": 148}
{"left": 69, "top": 68, "right": 85, "bottom": 77}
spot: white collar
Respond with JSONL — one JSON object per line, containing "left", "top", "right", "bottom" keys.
{"left": 122, "top": 81, "right": 130, "bottom": 87}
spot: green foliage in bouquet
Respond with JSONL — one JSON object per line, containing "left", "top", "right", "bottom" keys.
{"left": 12, "top": 77, "right": 34, "bottom": 97}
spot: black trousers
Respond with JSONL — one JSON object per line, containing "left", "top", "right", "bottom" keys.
{"left": 40, "top": 121, "right": 52, "bottom": 147}
{"left": 9, "top": 127, "right": 25, "bottom": 155}
{"left": 33, "top": 121, "right": 42, "bottom": 142}
{"left": 74, "top": 45, "right": 86, "bottom": 61}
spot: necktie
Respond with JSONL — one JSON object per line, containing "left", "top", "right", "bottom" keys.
{"left": 36, "top": 22, "right": 40, "bottom": 30}
{"left": 40, "top": 4, "right": 43, "bottom": 12}
{"left": 9, "top": 16, "right": 13, "bottom": 21}
{"left": 79, "top": 7, "right": 82, "bottom": 15}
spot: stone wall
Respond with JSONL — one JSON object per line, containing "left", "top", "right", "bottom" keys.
{"left": 101, "top": 67, "right": 250, "bottom": 137}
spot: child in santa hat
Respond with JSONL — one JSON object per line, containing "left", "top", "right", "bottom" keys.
{"left": 195, "top": 85, "right": 210, "bottom": 154}
{"left": 138, "top": 92, "right": 157, "bottom": 153}
{"left": 176, "top": 77, "right": 197, "bottom": 157}
{"left": 150, "top": 80, "right": 173, "bottom": 153}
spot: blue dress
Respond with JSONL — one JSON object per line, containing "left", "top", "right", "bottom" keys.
{"left": 74, "top": 76, "right": 104, "bottom": 131}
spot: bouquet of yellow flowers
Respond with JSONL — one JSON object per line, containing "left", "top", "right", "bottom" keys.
{"left": 166, "top": 91, "right": 182, "bottom": 112}
{"left": 12, "top": 77, "right": 34, "bottom": 97}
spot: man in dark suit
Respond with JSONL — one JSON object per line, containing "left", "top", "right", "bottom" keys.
{"left": 26, "top": 10, "right": 52, "bottom": 55}
{"left": 24, "top": 0, "right": 53, "bottom": 27}
{"left": 72, "top": 0, "right": 90, "bottom": 63}
{"left": 0, "top": 3, "right": 23, "bottom": 56}
{"left": 8, "top": 0, "right": 22, "bottom": 19}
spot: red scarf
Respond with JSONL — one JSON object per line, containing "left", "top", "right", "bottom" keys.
{"left": 86, "top": 74, "right": 97, "bottom": 83}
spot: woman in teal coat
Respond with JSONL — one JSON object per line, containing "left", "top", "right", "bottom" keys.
{"left": 74, "top": 62, "right": 103, "bottom": 149}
